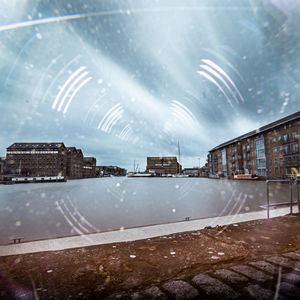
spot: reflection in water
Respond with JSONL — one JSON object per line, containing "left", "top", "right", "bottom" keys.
{"left": 0, "top": 178, "right": 294, "bottom": 244}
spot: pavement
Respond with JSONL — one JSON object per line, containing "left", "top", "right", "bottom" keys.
{"left": 1, "top": 210, "right": 300, "bottom": 299}
{"left": 130, "top": 248, "right": 300, "bottom": 300}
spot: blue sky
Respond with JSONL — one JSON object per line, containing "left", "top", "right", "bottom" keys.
{"left": 0, "top": 0, "right": 299, "bottom": 171}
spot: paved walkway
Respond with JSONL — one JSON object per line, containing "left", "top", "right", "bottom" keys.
{"left": 0, "top": 206, "right": 297, "bottom": 257}
{"left": 122, "top": 250, "right": 300, "bottom": 299}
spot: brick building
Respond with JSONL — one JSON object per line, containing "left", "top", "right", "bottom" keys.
{"left": 208, "top": 111, "right": 300, "bottom": 179}
{"left": 5, "top": 143, "right": 98, "bottom": 179}
{"left": 5, "top": 143, "right": 67, "bottom": 176}
{"left": 146, "top": 157, "right": 181, "bottom": 175}
{"left": 0, "top": 157, "right": 5, "bottom": 175}
{"left": 66, "top": 147, "right": 83, "bottom": 178}
{"left": 96, "top": 166, "right": 127, "bottom": 177}
{"left": 82, "top": 157, "right": 96, "bottom": 178}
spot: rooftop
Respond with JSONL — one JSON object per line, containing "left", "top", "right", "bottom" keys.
{"left": 7, "top": 142, "right": 65, "bottom": 150}
{"left": 209, "top": 110, "right": 300, "bottom": 152}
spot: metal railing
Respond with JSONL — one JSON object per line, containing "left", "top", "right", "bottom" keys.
{"left": 266, "top": 178, "right": 300, "bottom": 219}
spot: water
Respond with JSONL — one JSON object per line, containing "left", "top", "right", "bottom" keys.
{"left": 0, "top": 178, "right": 294, "bottom": 244}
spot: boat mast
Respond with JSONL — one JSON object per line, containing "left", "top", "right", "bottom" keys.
{"left": 178, "top": 141, "right": 181, "bottom": 174}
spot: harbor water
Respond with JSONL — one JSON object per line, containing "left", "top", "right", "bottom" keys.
{"left": 0, "top": 177, "right": 295, "bottom": 244}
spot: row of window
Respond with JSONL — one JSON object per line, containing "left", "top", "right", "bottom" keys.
{"left": 242, "top": 144, "right": 253, "bottom": 151}
{"left": 7, "top": 151, "right": 59, "bottom": 154}
{"left": 270, "top": 131, "right": 298, "bottom": 143}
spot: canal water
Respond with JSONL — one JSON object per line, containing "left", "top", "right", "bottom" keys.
{"left": 0, "top": 177, "right": 295, "bottom": 244}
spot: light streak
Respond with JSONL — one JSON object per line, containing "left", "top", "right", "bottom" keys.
{"left": 63, "top": 76, "right": 92, "bottom": 114}
{"left": 171, "top": 104, "right": 196, "bottom": 128}
{"left": 217, "top": 192, "right": 236, "bottom": 217}
{"left": 202, "top": 59, "right": 245, "bottom": 102}
{"left": 119, "top": 124, "right": 132, "bottom": 140}
{"left": 97, "top": 103, "right": 121, "bottom": 129}
{"left": 105, "top": 108, "right": 124, "bottom": 133}
{"left": 119, "top": 124, "right": 131, "bottom": 137}
{"left": 197, "top": 70, "right": 233, "bottom": 107}
{"left": 83, "top": 94, "right": 105, "bottom": 124}
{"left": 274, "top": 266, "right": 283, "bottom": 300}
{"left": 102, "top": 105, "right": 123, "bottom": 132}
{"left": 108, "top": 112, "right": 124, "bottom": 133}
{"left": 60, "top": 199, "right": 90, "bottom": 233}
{"left": 57, "top": 70, "right": 89, "bottom": 112}
{"left": 220, "top": 193, "right": 247, "bottom": 226}
{"left": 172, "top": 100, "right": 198, "bottom": 123}
{"left": 203, "top": 48, "right": 244, "bottom": 82}
{"left": 122, "top": 128, "right": 132, "bottom": 141}
{"left": 56, "top": 200, "right": 95, "bottom": 243}
{"left": 42, "top": 55, "right": 81, "bottom": 103}
{"left": 55, "top": 201, "right": 84, "bottom": 235}
{"left": 4, "top": 33, "right": 38, "bottom": 88}
{"left": 31, "top": 54, "right": 63, "bottom": 102}
{"left": 0, "top": 7, "right": 261, "bottom": 33}
{"left": 68, "top": 199, "right": 98, "bottom": 232}
{"left": 52, "top": 66, "right": 86, "bottom": 109}
{"left": 200, "top": 64, "right": 239, "bottom": 104}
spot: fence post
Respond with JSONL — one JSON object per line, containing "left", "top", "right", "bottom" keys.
{"left": 267, "top": 180, "right": 270, "bottom": 219}
{"left": 290, "top": 179, "right": 293, "bottom": 214}
{"left": 296, "top": 179, "right": 300, "bottom": 213}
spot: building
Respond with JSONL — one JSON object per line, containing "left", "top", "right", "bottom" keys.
{"left": 182, "top": 168, "right": 200, "bottom": 177}
{"left": 66, "top": 147, "right": 83, "bottom": 178}
{"left": 146, "top": 157, "right": 181, "bottom": 175}
{"left": 0, "top": 157, "right": 5, "bottom": 175}
{"left": 82, "top": 157, "right": 96, "bottom": 178}
{"left": 96, "top": 166, "right": 127, "bottom": 177}
{"left": 208, "top": 111, "right": 300, "bottom": 179}
{"left": 5, "top": 142, "right": 67, "bottom": 176}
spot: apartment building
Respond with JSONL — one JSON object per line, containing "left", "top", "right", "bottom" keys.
{"left": 208, "top": 111, "right": 300, "bottom": 179}
{"left": 146, "top": 157, "right": 181, "bottom": 175}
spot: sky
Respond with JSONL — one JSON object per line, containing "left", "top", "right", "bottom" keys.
{"left": 0, "top": 0, "right": 300, "bottom": 171}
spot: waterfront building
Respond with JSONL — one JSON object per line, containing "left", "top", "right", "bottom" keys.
{"left": 96, "top": 166, "right": 127, "bottom": 176}
{"left": 82, "top": 157, "right": 96, "bottom": 178}
{"left": 182, "top": 168, "right": 200, "bottom": 177}
{"left": 146, "top": 157, "right": 181, "bottom": 175}
{"left": 208, "top": 111, "right": 300, "bottom": 179}
{"left": 6, "top": 142, "right": 67, "bottom": 176}
{"left": 66, "top": 147, "right": 83, "bottom": 178}
{"left": 0, "top": 157, "right": 5, "bottom": 175}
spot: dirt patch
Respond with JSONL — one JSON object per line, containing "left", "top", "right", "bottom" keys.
{"left": 1, "top": 214, "right": 300, "bottom": 299}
